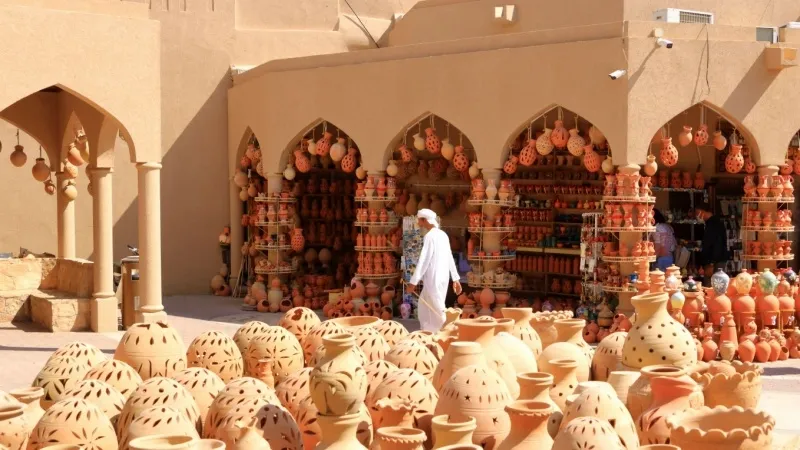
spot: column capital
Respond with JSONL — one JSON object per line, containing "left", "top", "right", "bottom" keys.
{"left": 87, "top": 166, "right": 114, "bottom": 175}
{"left": 136, "top": 162, "right": 163, "bottom": 172}
{"left": 266, "top": 173, "right": 284, "bottom": 181}
{"left": 367, "top": 170, "right": 386, "bottom": 177}
{"left": 757, "top": 165, "right": 779, "bottom": 176}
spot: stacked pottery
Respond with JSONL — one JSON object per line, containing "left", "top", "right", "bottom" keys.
{"left": 114, "top": 321, "right": 188, "bottom": 380}
{"left": 186, "top": 331, "right": 244, "bottom": 383}
{"left": 538, "top": 319, "right": 592, "bottom": 382}
{"left": 301, "top": 320, "right": 346, "bottom": 364}
{"left": 310, "top": 333, "right": 369, "bottom": 449}
{"left": 517, "top": 372, "right": 563, "bottom": 437}
{"left": 364, "top": 360, "right": 400, "bottom": 398}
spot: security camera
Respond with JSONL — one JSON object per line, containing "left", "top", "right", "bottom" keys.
{"left": 657, "top": 38, "right": 673, "bottom": 49}
{"left": 608, "top": 69, "right": 627, "bottom": 80}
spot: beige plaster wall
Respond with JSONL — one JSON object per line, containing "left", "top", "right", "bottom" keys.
{"left": 624, "top": 0, "right": 799, "bottom": 26}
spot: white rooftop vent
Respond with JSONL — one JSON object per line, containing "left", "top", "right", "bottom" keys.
{"left": 782, "top": 22, "right": 800, "bottom": 29}
{"left": 653, "top": 8, "right": 714, "bottom": 25}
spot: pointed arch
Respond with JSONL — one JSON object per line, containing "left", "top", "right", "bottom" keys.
{"left": 382, "top": 112, "right": 477, "bottom": 170}
{"left": 278, "top": 118, "right": 361, "bottom": 172}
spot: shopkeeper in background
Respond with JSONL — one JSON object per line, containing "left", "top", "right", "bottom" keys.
{"left": 696, "top": 203, "right": 729, "bottom": 284}
{"left": 653, "top": 209, "right": 676, "bottom": 271}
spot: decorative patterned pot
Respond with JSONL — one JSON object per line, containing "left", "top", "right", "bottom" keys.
{"left": 310, "top": 333, "right": 368, "bottom": 416}
{"left": 626, "top": 365, "right": 704, "bottom": 421}
{"left": 232, "top": 321, "right": 270, "bottom": 357}
{"left": 0, "top": 403, "right": 31, "bottom": 450}
{"left": 275, "top": 367, "right": 312, "bottom": 417}
{"left": 301, "top": 320, "right": 345, "bottom": 364}
{"left": 212, "top": 398, "right": 302, "bottom": 450}
{"left": 48, "top": 342, "right": 107, "bottom": 368}
{"left": 374, "top": 320, "right": 410, "bottom": 347}
{"left": 517, "top": 372, "right": 562, "bottom": 437}
{"left": 561, "top": 385, "right": 638, "bottom": 449}
{"left": 314, "top": 412, "right": 369, "bottom": 450}
{"left": 496, "top": 400, "right": 554, "bottom": 450}
{"left": 122, "top": 406, "right": 201, "bottom": 450}
{"left": 502, "top": 308, "right": 543, "bottom": 358}
{"left": 83, "top": 359, "right": 143, "bottom": 400}
{"left": 690, "top": 361, "right": 762, "bottom": 409}
{"left": 187, "top": 331, "right": 243, "bottom": 383}
{"left": 32, "top": 356, "right": 91, "bottom": 409}
{"left": 27, "top": 399, "right": 118, "bottom": 450}
{"left": 591, "top": 332, "right": 627, "bottom": 381}
{"left": 666, "top": 406, "right": 775, "bottom": 450}
{"left": 114, "top": 322, "right": 187, "bottom": 380}
{"left": 203, "top": 377, "right": 280, "bottom": 438}
{"left": 385, "top": 339, "right": 438, "bottom": 382}
{"left": 433, "top": 342, "right": 486, "bottom": 392}
{"left": 366, "top": 368, "right": 438, "bottom": 447}
{"left": 552, "top": 417, "right": 624, "bottom": 450}
{"left": 364, "top": 360, "right": 400, "bottom": 399}
{"left": 172, "top": 368, "right": 226, "bottom": 425}
{"left": 538, "top": 319, "right": 592, "bottom": 382}
{"left": 117, "top": 377, "right": 202, "bottom": 443}
{"left": 279, "top": 307, "right": 322, "bottom": 345}
{"left": 431, "top": 415, "right": 477, "bottom": 449}
{"left": 296, "top": 395, "right": 372, "bottom": 449}
{"left": 245, "top": 326, "right": 304, "bottom": 383}
{"left": 61, "top": 379, "right": 125, "bottom": 427}
{"left": 636, "top": 376, "right": 697, "bottom": 445}
{"left": 455, "top": 318, "right": 519, "bottom": 398}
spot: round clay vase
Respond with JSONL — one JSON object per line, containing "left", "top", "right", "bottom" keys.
{"left": 666, "top": 406, "right": 775, "bottom": 450}
{"left": 496, "top": 401, "right": 554, "bottom": 450}
{"left": 9, "top": 386, "right": 45, "bottom": 426}
{"left": 0, "top": 403, "right": 31, "bottom": 450}
{"left": 32, "top": 356, "right": 91, "bottom": 409}
{"left": 302, "top": 320, "right": 346, "bottom": 364}
{"left": 117, "top": 377, "right": 202, "bottom": 443}
{"left": 636, "top": 376, "right": 698, "bottom": 445}
{"left": 366, "top": 368, "right": 438, "bottom": 446}
{"left": 546, "top": 359, "right": 579, "bottom": 412}
{"left": 374, "top": 320, "right": 410, "bottom": 347}
{"left": 114, "top": 322, "right": 187, "bottom": 380}
{"left": 493, "top": 324, "right": 538, "bottom": 375}
{"left": 502, "top": 308, "right": 543, "bottom": 358}
{"left": 212, "top": 399, "right": 302, "bottom": 450}
{"left": 626, "top": 365, "right": 704, "bottom": 422}
{"left": 203, "top": 377, "right": 280, "bottom": 438}
{"left": 431, "top": 415, "right": 477, "bottom": 449}
{"left": 561, "top": 386, "right": 638, "bottom": 449}
{"left": 538, "top": 319, "right": 592, "bottom": 382}
{"left": 187, "top": 331, "right": 244, "bottom": 383}
{"left": 172, "top": 368, "right": 226, "bottom": 425}
{"left": 434, "top": 365, "right": 513, "bottom": 449}
{"left": 27, "top": 399, "right": 118, "bottom": 450}
{"left": 275, "top": 367, "right": 312, "bottom": 417}
{"left": 455, "top": 318, "right": 519, "bottom": 398}
{"left": 621, "top": 292, "right": 697, "bottom": 370}
{"left": 433, "top": 342, "right": 487, "bottom": 392}
{"left": 245, "top": 326, "right": 304, "bottom": 383}
{"left": 279, "top": 307, "right": 322, "bottom": 345}
{"left": 517, "top": 372, "right": 562, "bottom": 437}
{"left": 61, "top": 379, "right": 125, "bottom": 427}
{"left": 232, "top": 321, "right": 270, "bottom": 357}
{"left": 690, "top": 361, "right": 762, "bottom": 409}
{"left": 376, "top": 427, "right": 426, "bottom": 450}
{"left": 385, "top": 339, "right": 439, "bottom": 382}
{"left": 82, "top": 359, "right": 143, "bottom": 401}
{"left": 310, "top": 333, "right": 368, "bottom": 416}
{"left": 122, "top": 406, "right": 201, "bottom": 450}
{"left": 315, "top": 412, "right": 368, "bottom": 450}
{"left": 48, "top": 341, "right": 107, "bottom": 368}
{"left": 591, "top": 331, "right": 627, "bottom": 381}
{"left": 553, "top": 417, "right": 626, "bottom": 450}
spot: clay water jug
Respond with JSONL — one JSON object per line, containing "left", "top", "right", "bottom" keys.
{"left": 637, "top": 376, "right": 698, "bottom": 444}
{"left": 433, "top": 342, "right": 487, "bottom": 392}
{"left": 517, "top": 372, "right": 562, "bottom": 437}
{"left": 314, "top": 413, "right": 368, "bottom": 450}
{"left": 546, "top": 359, "right": 579, "bottom": 412}
{"left": 622, "top": 292, "right": 697, "bottom": 370}
{"left": 431, "top": 415, "right": 477, "bottom": 449}
{"left": 538, "top": 319, "right": 591, "bottom": 382}
{"left": 626, "top": 365, "right": 703, "bottom": 421}
{"left": 310, "top": 333, "right": 368, "bottom": 416}
{"left": 561, "top": 385, "right": 639, "bottom": 450}
{"left": 496, "top": 401, "right": 554, "bottom": 450}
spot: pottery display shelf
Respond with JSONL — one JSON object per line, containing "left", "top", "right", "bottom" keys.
{"left": 253, "top": 243, "right": 292, "bottom": 251}
{"left": 465, "top": 187, "right": 517, "bottom": 292}
{"left": 467, "top": 253, "right": 516, "bottom": 262}
{"left": 255, "top": 195, "right": 297, "bottom": 203}
{"left": 353, "top": 196, "right": 397, "bottom": 203}
{"left": 254, "top": 196, "right": 297, "bottom": 276}
{"left": 467, "top": 279, "right": 516, "bottom": 289}
{"left": 354, "top": 245, "right": 399, "bottom": 252}
{"left": 741, "top": 225, "right": 795, "bottom": 232}
{"left": 353, "top": 220, "right": 400, "bottom": 227}
{"left": 602, "top": 255, "right": 657, "bottom": 263}
{"left": 601, "top": 195, "right": 657, "bottom": 203}
{"left": 742, "top": 196, "right": 795, "bottom": 203}
{"left": 356, "top": 272, "right": 402, "bottom": 280}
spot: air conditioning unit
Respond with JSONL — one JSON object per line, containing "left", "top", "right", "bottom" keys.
{"left": 756, "top": 27, "right": 778, "bottom": 44}
{"left": 653, "top": 8, "right": 714, "bottom": 25}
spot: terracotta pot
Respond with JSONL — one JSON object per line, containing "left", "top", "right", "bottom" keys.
{"left": 496, "top": 400, "right": 554, "bottom": 450}
{"left": 350, "top": 325, "right": 390, "bottom": 362}
{"left": 606, "top": 370, "right": 640, "bottom": 406}
{"left": 211, "top": 398, "right": 301, "bottom": 450}
{"left": 375, "top": 427, "right": 426, "bottom": 450}
{"left": 187, "top": 331, "right": 244, "bottom": 383}
{"left": 666, "top": 406, "right": 775, "bottom": 450}
{"left": 691, "top": 361, "right": 762, "bottom": 409}
{"left": 27, "top": 399, "right": 118, "bottom": 450}
{"left": 366, "top": 368, "right": 438, "bottom": 446}
{"left": 9, "top": 386, "right": 45, "bottom": 426}
{"left": 49, "top": 341, "right": 106, "bottom": 368}
{"left": 173, "top": 368, "right": 226, "bottom": 426}
{"left": 538, "top": 319, "right": 592, "bottom": 382}
{"left": 516, "top": 372, "right": 562, "bottom": 437}
{"left": 375, "top": 397, "right": 416, "bottom": 428}
{"left": 114, "top": 322, "right": 188, "bottom": 380}
{"left": 637, "top": 376, "right": 697, "bottom": 444}
{"left": 32, "top": 356, "right": 91, "bottom": 409}
{"left": 315, "top": 412, "right": 368, "bottom": 450}
{"left": 543, "top": 359, "right": 579, "bottom": 412}
{"left": 561, "top": 385, "right": 638, "bottom": 449}
{"left": 431, "top": 415, "right": 477, "bottom": 449}
{"left": 591, "top": 331, "right": 627, "bottom": 381}
{"left": 492, "top": 325, "right": 538, "bottom": 375}
{"left": 118, "top": 377, "right": 202, "bottom": 444}
{"left": 385, "top": 339, "right": 439, "bottom": 382}
{"left": 0, "top": 403, "right": 31, "bottom": 450}
{"left": 279, "top": 307, "right": 321, "bottom": 345}
{"left": 455, "top": 318, "right": 519, "bottom": 397}
{"left": 301, "top": 320, "right": 345, "bottom": 364}
{"left": 128, "top": 435, "right": 224, "bottom": 450}
{"left": 122, "top": 406, "right": 201, "bottom": 450}
{"left": 245, "top": 326, "right": 304, "bottom": 383}
{"left": 530, "top": 312, "right": 562, "bottom": 349}
{"left": 227, "top": 417, "right": 271, "bottom": 450}
{"left": 203, "top": 378, "right": 280, "bottom": 438}
{"left": 274, "top": 367, "right": 312, "bottom": 417}
{"left": 232, "top": 321, "right": 270, "bottom": 357}
{"left": 406, "top": 330, "right": 445, "bottom": 361}
{"left": 552, "top": 417, "right": 624, "bottom": 450}
{"left": 374, "top": 320, "right": 410, "bottom": 347}
{"left": 501, "top": 308, "right": 543, "bottom": 358}
{"left": 61, "top": 379, "right": 126, "bottom": 427}
{"left": 310, "top": 333, "right": 368, "bottom": 416}
{"left": 622, "top": 292, "right": 697, "bottom": 370}
{"left": 626, "top": 365, "right": 704, "bottom": 422}
{"left": 433, "top": 342, "right": 487, "bottom": 392}
{"left": 434, "top": 365, "right": 512, "bottom": 449}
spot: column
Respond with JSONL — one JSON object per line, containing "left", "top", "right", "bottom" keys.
{"left": 56, "top": 172, "right": 76, "bottom": 259}
{"left": 266, "top": 173, "right": 283, "bottom": 196}
{"left": 89, "top": 167, "right": 117, "bottom": 332}
{"left": 136, "top": 162, "right": 167, "bottom": 323}
{"left": 229, "top": 180, "right": 243, "bottom": 290}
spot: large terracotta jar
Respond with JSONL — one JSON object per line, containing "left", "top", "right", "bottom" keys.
{"left": 275, "top": 367, "right": 312, "bottom": 417}
{"left": 591, "top": 331, "right": 627, "bottom": 381}
{"left": 48, "top": 341, "right": 107, "bottom": 368}
{"left": 232, "top": 321, "right": 270, "bottom": 356}
{"left": 501, "top": 308, "right": 543, "bottom": 358}
{"left": 538, "top": 319, "right": 592, "bottom": 382}
{"left": 546, "top": 359, "right": 579, "bottom": 412}
{"left": 496, "top": 401, "right": 554, "bottom": 450}
{"left": 621, "top": 292, "right": 697, "bottom": 370}
{"left": 212, "top": 399, "right": 302, "bottom": 450}
{"left": 302, "top": 320, "right": 346, "bottom": 364}
{"left": 310, "top": 333, "right": 368, "bottom": 416}
{"left": 186, "top": 331, "right": 244, "bottom": 383}
{"left": 455, "top": 318, "right": 519, "bottom": 398}
{"left": 83, "top": 359, "right": 143, "bottom": 400}
{"left": 296, "top": 395, "right": 372, "bottom": 449}
{"left": 627, "top": 365, "right": 704, "bottom": 421}
{"left": 433, "top": 342, "right": 487, "bottom": 392}
{"left": 245, "top": 326, "right": 304, "bottom": 383}
{"left": 203, "top": 378, "right": 280, "bottom": 438}
{"left": 636, "top": 376, "right": 697, "bottom": 445}
{"left": 279, "top": 307, "right": 322, "bottom": 345}
{"left": 9, "top": 386, "right": 45, "bottom": 426}
{"left": 61, "top": 379, "right": 125, "bottom": 427}
{"left": 366, "top": 368, "right": 438, "bottom": 446}
{"left": 32, "top": 356, "right": 91, "bottom": 409}
{"left": 173, "top": 367, "right": 226, "bottom": 425}
{"left": 121, "top": 406, "right": 201, "bottom": 450}
{"left": 27, "top": 399, "right": 118, "bottom": 450}
{"left": 435, "top": 365, "right": 513, "bottom": 450}
{"left": 117, "top": 377, "right": 202, "bottom": 443}
{"left": 666, "top": 406, "right": 775, "bottom": 450}
{"left": 315, "top": 413, "right": 369, "bottom": 450}
{"left": 553, "top": 417, "right": 625, "bottom": 450}
{"left": 492, "top": 320, "right": 538, "bottom": 374}
{"left": 114, "top": 322, "right": 187, "bottom": 380}
{"left": 0, "top": 403, "right": 31, "bottom": 450}
{"left": 561, "top": 386, "right": 639, "bottom": 449}
{"left": 385, "top": 339, "right": 439, "bottom": 382}
{"left": 690, "top": 361, "right": 762, "bottom": 409}
{"left": 431, "top": 415, "right": 477, "bottom": 449}
{"left": 374, "top": 320, "right": 410, "bottom": 347}
{"left": 375, "top": 427, "right": 426, "bottom": 450}
{"left": 517, "top": 372, "right": 562, "bottom": 437}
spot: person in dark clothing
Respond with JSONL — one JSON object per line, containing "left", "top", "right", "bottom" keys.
{"left": 695, "top": 204, "right": 729, "bottom": 285}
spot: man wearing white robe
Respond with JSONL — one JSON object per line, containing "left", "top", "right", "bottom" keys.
{"left": 407, "top": 209, "right": 462, "bottom": 331}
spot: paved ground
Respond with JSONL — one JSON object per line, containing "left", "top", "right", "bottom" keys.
{"left": 1, "top": 295, "right": 797, "bottom": 445}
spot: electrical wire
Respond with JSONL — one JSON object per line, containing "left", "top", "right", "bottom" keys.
{"left": 342, "top": 0, "right": 380, "bottom": 48}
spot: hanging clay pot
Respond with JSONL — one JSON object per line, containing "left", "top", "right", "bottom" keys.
{"left": 712, "top": 130, "right": 728, "bottom": 150}
{"left": 588, "top": 126, "right": 606, "bottom": 146}
{"left": 725, "top": 144, "right": 745, "bottom": 173}
{"left": 426, "top": 128, "right": 442, "bottom": 153}
{"left": 660, "top": 138, "right": 678, "bottom": 167}
{"left": 330, "top": 137, "right": 346, "bottom": 162}
{"left": 665, "top": 406, "right": 775, "bottom": 450}
{"left": 550, "top": 120, "right": 569, "bottom": 148}
{"left": 310, "top": 333, "right": 368, "bottom": 416}
{"left": 519, "top": 138, "right": 536, "bottom": 166}
{"left": 695, "top": 124, "right": 710, "bottom": 145}
{"left": 114, "top": 322, "right": 188, "bottom": 380}
{"left": 9, "top": 144, "right": 27, "bottom": 167}
{"left": 117, "top": 377, "right": 202, "bottom": 443}
{"left": 316, "top": 132, "right": 333, "bottom": 157}
{"left": 644, "top": 154, "right": 658, "bottom": 176}
{"left": 552, "top": 417, "right": 624, "bottom": 450}
{"left": 538, "top": 319, "right": 592, "bottom": 382}
{"left": 27, "top": 399, "right": 118, "bottom": 450}
{"left": 441, "top": 139, "right": 455, "bottom": 160}
{"left": 341, "top": 148, "right": 358, "bottom": 173}
{"left": 517, "top": 372, "right": 563, "bottom": 438}
{"left": 561, "top": 386, "right": 639, "bottom": 450}
{"left": 187, "top": 331, "right": 244, "bottom": 383}
{"left": 233, "top": 321, "right": 271, "bottom": 357}
{"left": 453, "top": 146, "right": 469, "bottom": 172}
{"left": 431, "top": 414, "right": 477, "bottom": 449}
{"left": 583, "top": 145, "right": 601, "bottom": 172}
{"left": 468, "top": 161, "right": 480, "bottom": 179}
{"left": 413, "top": 132, "right": 426, "bottom": 151}
{"left": 31, "top": 158, "right": 50, "bottom": 182}
{"left": 245, "top": 325, "right": 304, "bottom": 383}
{"left": 678, "top": 125, "right": 693, "bottom": 147}
{"left": 601, "top": 157, "right": 614, "bottom": 174}
{"left": 621, "top": 292, "right": 697, "bottom": 370}
{"left": 536, "top": 128, "right": 554, "bottom": 155}
{"left": 294, "top": 149, "right": 311, "bottom": 173}
{"left": 566, "top": 129, "right": 586, "bottom": 156}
